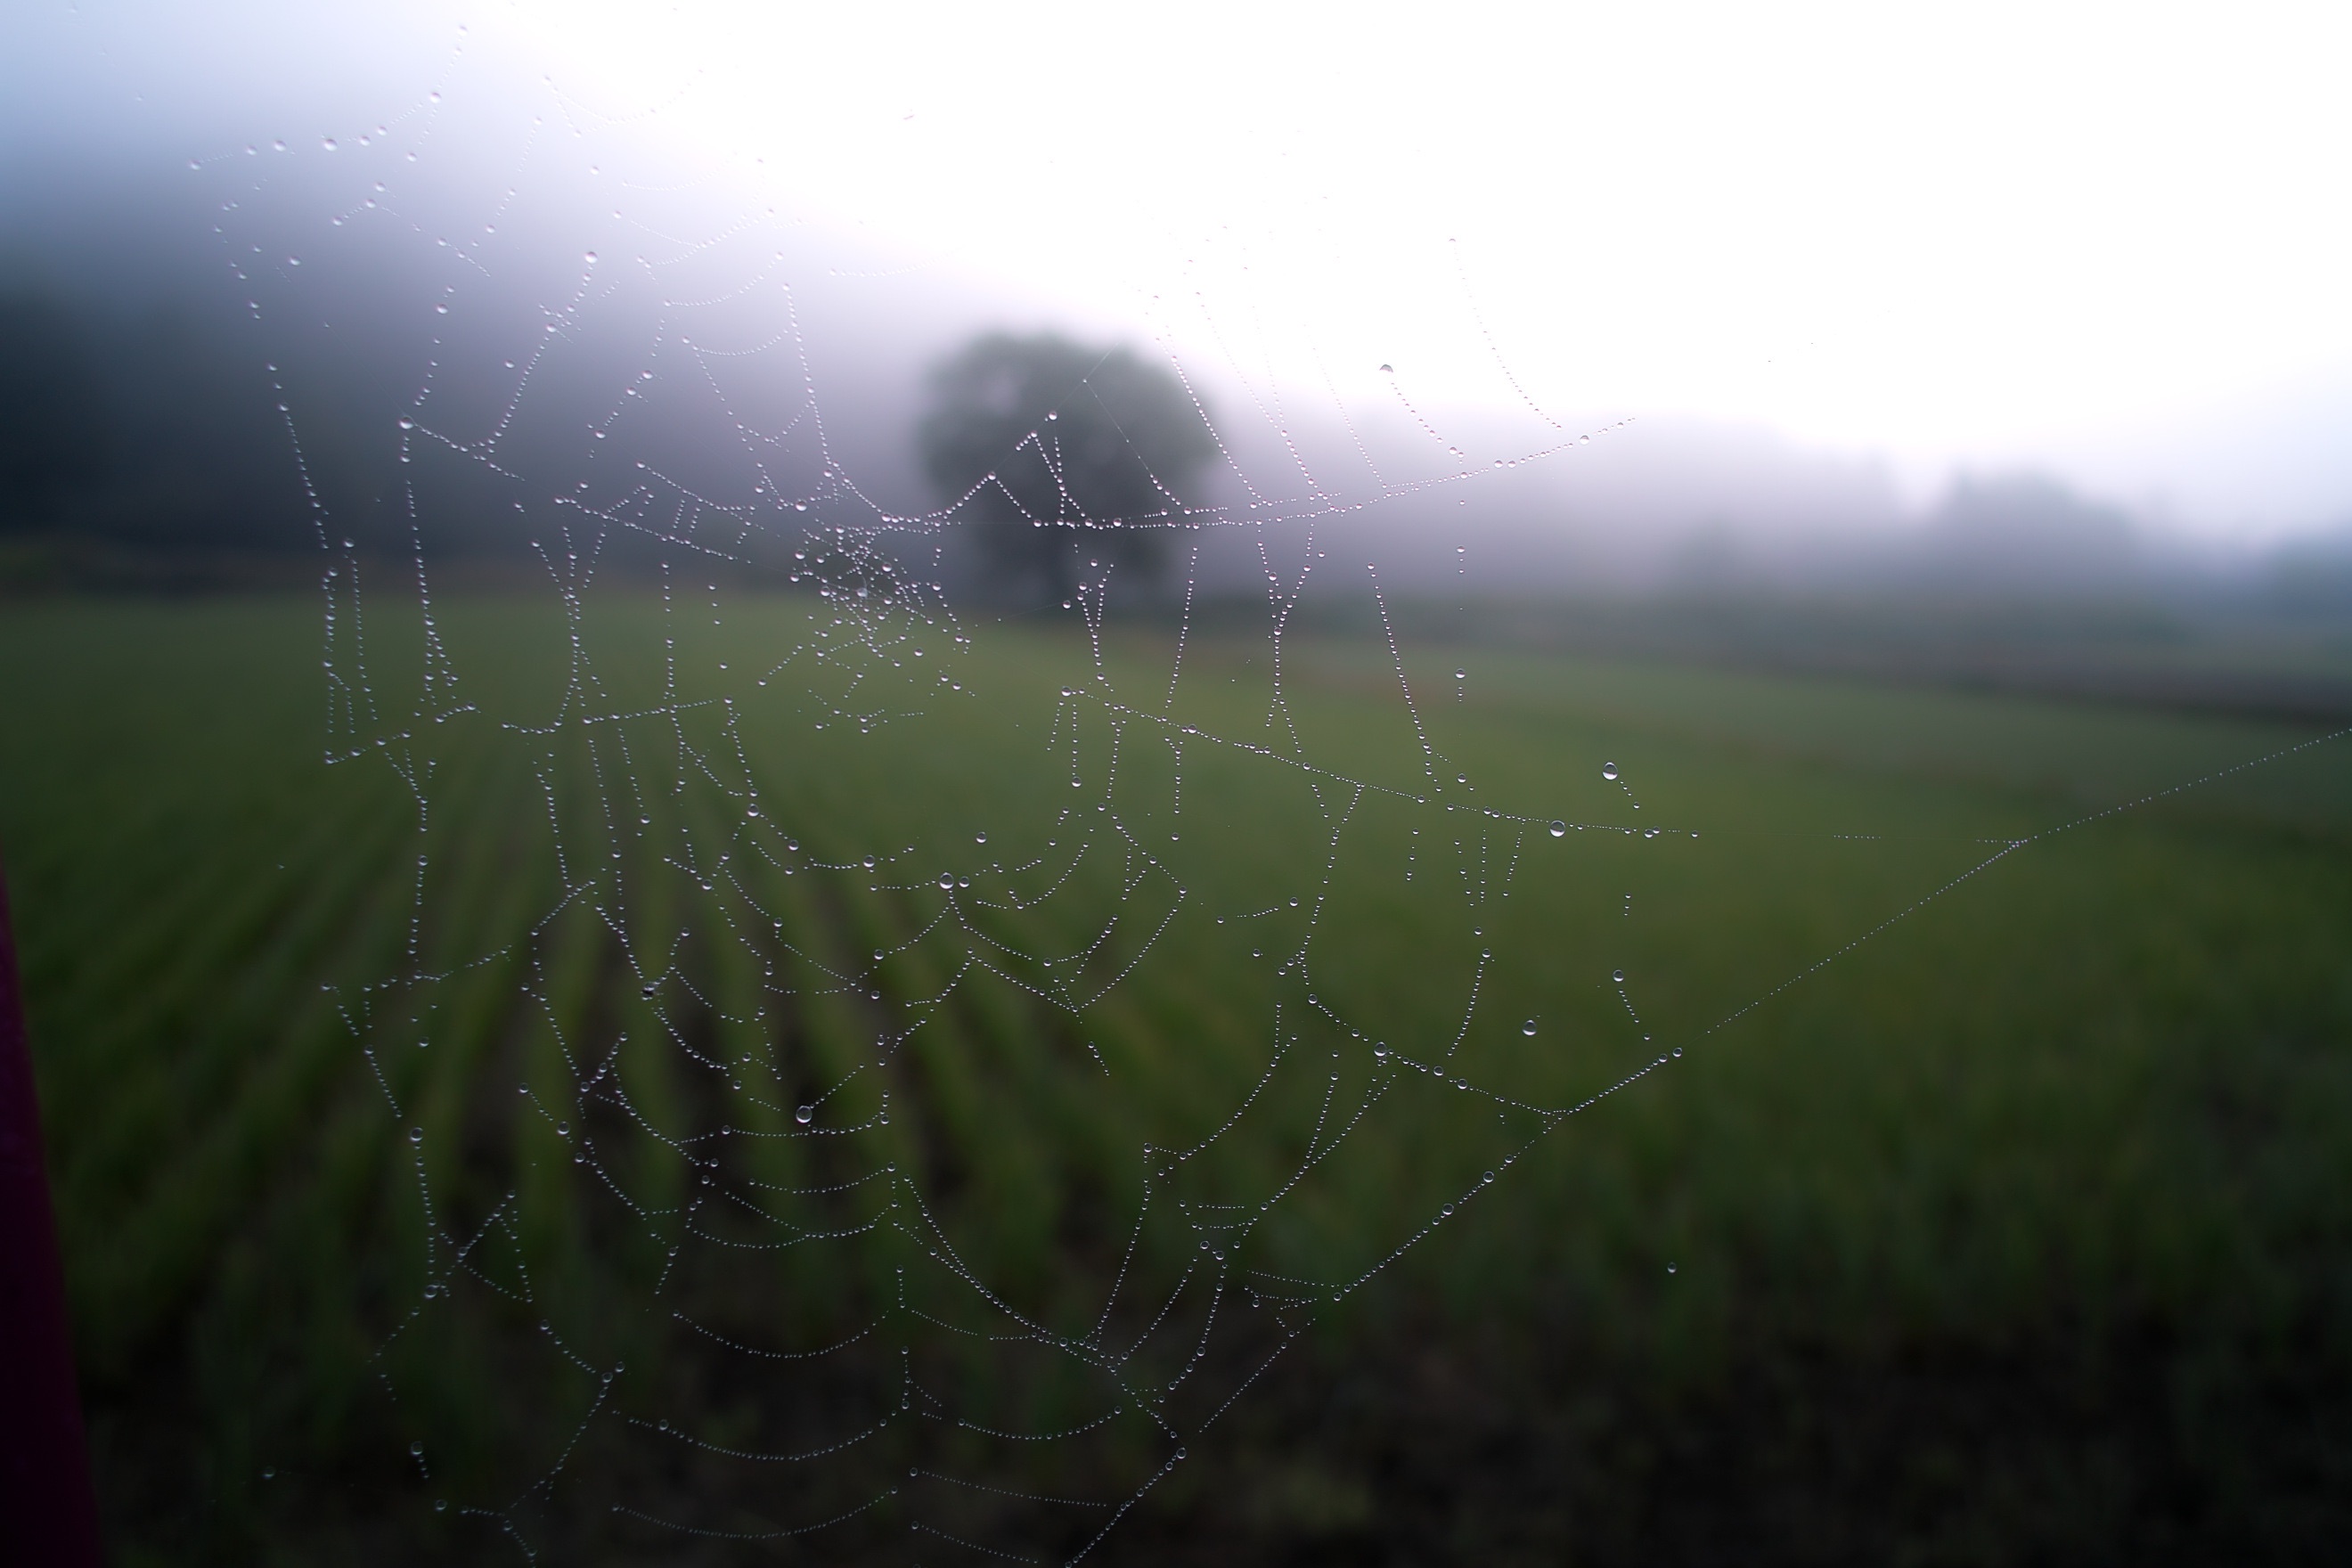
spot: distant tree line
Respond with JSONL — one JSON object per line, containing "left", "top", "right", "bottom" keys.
{"left": 0, "top": 286, "right": 310, "bottom": 556}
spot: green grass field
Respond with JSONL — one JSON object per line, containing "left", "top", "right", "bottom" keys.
{"left": 3, "top": 591, "right": 2349, "bottom": 1565}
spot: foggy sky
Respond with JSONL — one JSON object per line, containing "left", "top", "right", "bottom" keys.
{"left": 6, "top": 0, "right": 2351, "bottom": 568}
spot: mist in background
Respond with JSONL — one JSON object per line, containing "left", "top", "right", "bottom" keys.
{"left": 4, "top": 0, "right": 2351, "bottom": 620}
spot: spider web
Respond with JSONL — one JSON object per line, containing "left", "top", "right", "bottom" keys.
{"left": 190, "top": 27, "right": 2342, "bottom": 1565}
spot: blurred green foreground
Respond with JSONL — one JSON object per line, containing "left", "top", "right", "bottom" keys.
{"left": 1, "top": 593, "right": 2348, "bottom": 1565}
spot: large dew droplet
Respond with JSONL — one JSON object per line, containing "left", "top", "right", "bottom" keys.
{"left": 1548, "top": 821, "right": 1566, "bottom": 837}
{"left": 795, "top": 1105, "right": 813, "bottom": 1125}
{"left": 1522, "top": 1018, "right": 1537, "bottom": 1036}
{"left": 1602, "top": 762, "right": 1619, "bottom": 781}
{"left": 1612, "top": 969, "right": 1625, "bottom": 984}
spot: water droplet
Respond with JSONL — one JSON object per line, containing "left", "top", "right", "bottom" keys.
{"left": 862, "top": 857, "right": 875, "bottom": 870}
{"left": 410, "top": 1441, "right": 423, "bottom": 1457}
{"left": 938, "top": 874, "right": 954, "bottom": 890}
{"left": 556, "top": 1122, "right": 569, "bottom": 1138}
{"left": 1602, "top": 762, "right": 1619, "bottom": 780}
{"left": 1612, "top": 969, "right": 1625, "bottom": 984}
{"left": 796, "top": 1105, "right": 813, "bottom": 1124}
{"left": 1549, "top": 820, "right": 1566, "bottom": 837}
{"left": 407, "top": 1126, "right": 423, "bottom": 1144}
{"left": 1522, "top": 1019, "right": 1537, "bottom": 1036}
{"left": 261, "top": 1466, "right": 274, "bottom": 1479}
{"left": 1378, "top": 363, "right": 1392, "bottom": 373}
{"left": 1667, "top": 1262, "right": 1678, "bottom": 1274}
{"left": 322, "top": 137, "right": 338, "bottom": 151}
{"left": 584, "top": 250, "right": 598, "bottom": 263}
{"left": 1454, "top": 668, "right": 1466, "bottom": 681}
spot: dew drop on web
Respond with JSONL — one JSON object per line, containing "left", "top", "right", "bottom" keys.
{"left": 1522, "top": 1019, "right": 1537, "bottom": 1036}
{"left": 796, "top": 1106, "right": 813, "bottom": 1124}
{"left": 1602, "top": 762, "right": 1619, "bottom": 780}
{"left": 1612, "top": 969, "right": 1625, "bottom": 984}
{"left": 1549, "top": 821, "right": 1566, "bottom": 837}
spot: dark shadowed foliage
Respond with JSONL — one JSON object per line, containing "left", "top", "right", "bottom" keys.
{"left": 916, "top": 331, "right": 1216, "bottom": 605}
{"left": 0, "top": 276, "right": 310, "bottom": 568}
{"left": 0, "top": 293, "right": 112, "bottom": 524}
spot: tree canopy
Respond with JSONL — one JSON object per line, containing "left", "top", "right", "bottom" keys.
{"left": 915, "top": 331, "right": 1217, "bottom": 603}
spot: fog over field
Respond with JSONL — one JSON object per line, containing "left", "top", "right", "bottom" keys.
{"left": 6, "top": 1, "right": 2352, "bottom": 609}
{"left": 4, "top": 170, "right": 2348, "bottom": 610}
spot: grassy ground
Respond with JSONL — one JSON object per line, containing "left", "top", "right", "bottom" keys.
{"left": 2, "top": 591, "right": 2348, "bottom": 1564}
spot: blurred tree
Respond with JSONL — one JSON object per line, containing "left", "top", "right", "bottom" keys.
{"left": 916, "top": 331, "right": 1216, "bottom": 604}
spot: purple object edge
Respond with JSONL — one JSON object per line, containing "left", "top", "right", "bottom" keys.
{"left": 0, "top": 855, "right": 105, "bottom": 1566}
